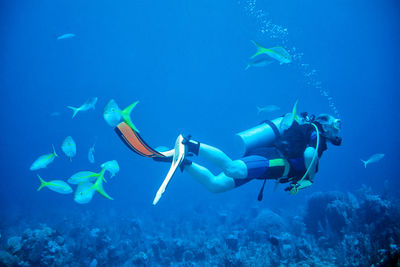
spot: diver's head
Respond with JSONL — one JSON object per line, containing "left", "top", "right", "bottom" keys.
{"left": 315, "top": 114, "right": 342, "bottom": 146}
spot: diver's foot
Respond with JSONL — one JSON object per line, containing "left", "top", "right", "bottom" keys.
{"left": 179, "top": 158, "right": 192, "bottom": 172}
{"left": 152, "top": 134, "right": 198, "bottom": 164}
{"left": 182, "top": 134, "right": 200, "bottom": 156}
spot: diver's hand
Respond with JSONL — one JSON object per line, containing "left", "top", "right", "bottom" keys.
{"left": 285, "top": 183, "right": 299, "bottom": 195}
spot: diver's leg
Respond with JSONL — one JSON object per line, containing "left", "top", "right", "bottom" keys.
{"left": 184, "top": 162, "right": 236, "bottom": 193}
{"left": 197, "top": 143, "right": 248, "bottom": 179}
{"left": 183, "top": 137, "right": 247, "bottom": 178}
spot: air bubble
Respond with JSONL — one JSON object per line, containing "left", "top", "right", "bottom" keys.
{"left": 240, "top": 0, "right": 341, "bottom": 118}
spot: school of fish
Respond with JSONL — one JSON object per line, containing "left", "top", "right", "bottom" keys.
{"left": 29, "top": 39, "right": 383, "bottom": 205}
{"left": 30, "top": 96, "right": 142, "bottom": 204}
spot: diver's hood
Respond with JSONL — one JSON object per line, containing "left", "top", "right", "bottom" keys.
{"left": 315, "top": 114, "right": 342, "bottom": 146}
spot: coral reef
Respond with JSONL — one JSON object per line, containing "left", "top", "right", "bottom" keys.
{"left": 0, "top": 187, "right": 399, "bottom": 266}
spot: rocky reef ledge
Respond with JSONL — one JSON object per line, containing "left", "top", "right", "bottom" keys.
{"left": 1, "top": 187, "right": 399, "bottom": 266}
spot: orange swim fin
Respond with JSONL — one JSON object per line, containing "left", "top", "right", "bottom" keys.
{"left": 115, "top": 122, "right": 172, "bottom": 158}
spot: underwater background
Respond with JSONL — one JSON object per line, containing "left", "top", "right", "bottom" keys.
{"left": 1, "top": 0, "right": 400, "bottom": 266}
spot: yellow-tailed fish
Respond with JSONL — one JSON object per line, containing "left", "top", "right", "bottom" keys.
{"left": 74, "top": 181, "right": 95, "bottom": 204}
{"left": 61, "top": 136, "right": 76, "bottom": 161}
{"left": 30, "top": 145, "right": 58, "bottom": 171}
{"left": 68, "top": 171, "right": 98, "bottom": 184}
{"left": 86, "top": 168, "right": 113, "bottom": 200}
{"left": 280, "top": 100, "right": 299, "bottom": 132}
{"left": 103, "top": 99, "right": 122, "bottom": 127}
{"left": 100, "top": 160, "right": 119, "bottom": 178}
{"left": 250, "top": 40, "right": 291, "bottom": 64}
{"left": 37, "top": 175, "right": 73, "bottom": 194}
{"left": 103, "top": 99, "right": 140, "bottom": 132}
{"left": 67, "top": 97, "right": 98, "bottom": 118}
{"left": 245, "top": 58, "right": 274, "bottom": 70}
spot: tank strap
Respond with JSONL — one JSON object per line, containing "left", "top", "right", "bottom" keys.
{"left": 262, "top": 120, "right": 281, "bottom": 140}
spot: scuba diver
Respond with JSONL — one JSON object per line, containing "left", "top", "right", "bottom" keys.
{"left": 114, "top": 103, "right": 342, "bottom": 204}
{"left": 174, "top": 112, "right": 342, "bottom": 198}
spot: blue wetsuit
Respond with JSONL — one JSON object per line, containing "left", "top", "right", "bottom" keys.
{"left": 234, "top": 122, "right": 327, "bottom": 187}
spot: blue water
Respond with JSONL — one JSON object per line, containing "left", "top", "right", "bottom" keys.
{"left": 1, "top": 0, "right": 399, "bottom": 265}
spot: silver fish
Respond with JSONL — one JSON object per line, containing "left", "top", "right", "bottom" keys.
{"left": 62, "top": 136, "right": 76, "bottom": 161}
{"left": 57, "top": 33, "right": 75, "bottom": 40}
{"left": 257, "top": 105, "right": 280, "bottom": 114}
{"left": 67, "top": 97, "right": 98, "bottom": 118}
{"left": 88, "top": 146, "right": 95, "bottom": 163}
{"left": 361, "top": 153, "right": 384, "bottom": 168}
{"left": 245, "top": 58, "right": 274, "bottom": 70}
{"left": 50, "top": 112, "right": 61, "bottom": 117}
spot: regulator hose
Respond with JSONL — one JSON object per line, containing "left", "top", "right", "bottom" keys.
{"left": 297, "top": 122, "right": 320, "bottom": 184}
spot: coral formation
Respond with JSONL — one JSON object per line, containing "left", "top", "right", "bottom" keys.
{"left": 0, "top": 187, "right": 399, "bottom": 266}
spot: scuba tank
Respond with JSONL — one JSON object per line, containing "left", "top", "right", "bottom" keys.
{"left": 236, "top": 100, "right": 300, "bottom": 156}
{"left": 236, "top": 117, "right": 284, "bottom": 156}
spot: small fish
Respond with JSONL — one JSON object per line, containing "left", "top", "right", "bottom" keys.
{"left": 361, "top": 154, "right": 385, "bottom": 168}
{"left": 88, "top": 146, "right": 95, "bottom": 164}
{"left": 67, "top": 97, "right": 98, "bottom": 118}
{"left": 279, "top": 100, "right": 299, "bottom": 132}
{"left": 74, "top": 181, "right": 95, "bottom": 204}
{"left": 257, "top": 105, "right": 280, "bottom": 114}
{"left": 62, "top": 136, "right": 76, "bottom": 161}
{"left": 103, "top": 99, "right": 122, "bottom": 127}
{"left": 245, "top": 58, "right": 274, "bottom": 70}
{"left": 68, "top": 171, "right": 98, "bottom": 184}
{"left": 37, "top": 175, "right": 73, "bottom": 194}
{"left": 50, "top": 112, "right": 61, "bottom": 117}
{"left": 103, "top": 99, "right": 140, "bottom": 132}
{"left": 101, "top": 160, "right": 119, "bottom": 178}
{"left": 91, "top": 168, "right": 113, "bottom": 200}
{"left": 57, "top": 33, "right": 75, "bottom": 40}
{"left": 30, "top": 145, "right": 58, "bottom": 171}
{"left": 250, "top": 40, "right": 291, "bottom": 64}
{"left": 83, "top": 167, "right": 113, "bottom": 200}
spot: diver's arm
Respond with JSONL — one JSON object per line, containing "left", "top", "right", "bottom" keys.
{"left": 285, "top": 179, "right": 313, "bottom": 194}
{"left": 304, "top": 146, "right": 318, "bottom": 182}
{"left": 285, "top": 147, "right": 318, "bottom": 194}
{"left": 295, "top": 179, "right": 313, "bottom": 189}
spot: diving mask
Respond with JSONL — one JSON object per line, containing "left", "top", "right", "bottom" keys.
{"left": 333, "top": 119, "right": 342, "bottom": 132}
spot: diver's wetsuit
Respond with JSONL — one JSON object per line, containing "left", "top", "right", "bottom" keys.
{"left": 234, "top": 121, "right": 327, "bottom": 187}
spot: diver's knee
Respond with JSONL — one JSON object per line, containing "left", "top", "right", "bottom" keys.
{"left": 208, "top": 181, "right": 233, "bottom": 194}
{"left": 224, "top": 160, "right": 247, "bottom": 178}
{"left": 304, "top": 147, "right": 316, "bottom": 160}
